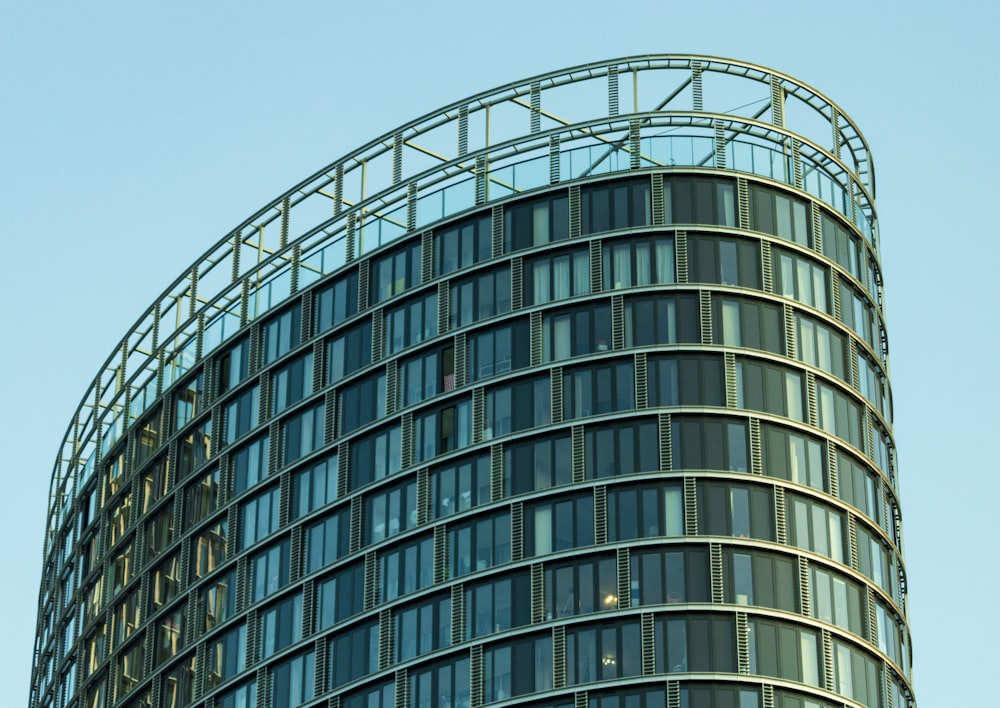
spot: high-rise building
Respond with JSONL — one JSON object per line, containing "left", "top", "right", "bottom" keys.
{"left": 30, "top": 55, "right": 914, "bottom": 708}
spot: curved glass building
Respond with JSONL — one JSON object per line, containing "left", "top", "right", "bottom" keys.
{"left": 30, "top": 56, "right": 915, "bottom": 708}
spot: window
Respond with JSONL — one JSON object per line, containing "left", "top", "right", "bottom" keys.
{"left": 191, "top": 520, "right": 227, "bottom": 581}
{"left": 111, "top": 589, "right": 141, "bottom": 649}
{"left": 465, "top": 572, "right": 529, "bottom": 639}
{"left": 697, "top": 481, "right": 774, "bottom": 540}
{"left": 713, "top": 296, "right": 784, "bottom": 355}
{"left": 150, "top": 554, "right": 180, "bottom": 611}
{"left": 429, "top": 454, "right": 490, "bottom": 520}
{"left": 484, "top": 633, "right": 553, "bottom": 701}
{"left": 566, "top": 619, "right": 641, "bottom": 684}
{"left": 672, "top": 416, "right": 749, "bottom": 473}
{"left": 817, "top": 382, "right": 864, "bottom": 450}
{"left": 526, "top": 494, "right": 594, "bottom": 557}
{"left": 384, "top": 291, "right": 437, "bottom": 354}
{"left": 647, "top": 354, "right": 725, "bottom": 408}
{"left": 736, "top": 358, "right": 806, "bottom": 421}
{"left": 435, "top": 212, "right": 492, "bottom": 275}
{"left": 505, "top": 193, "right": 569, "bottom": 251}
{"left": 154, "top": 604, "right": 185, "bottom": 667}
{"left": 858, "top": 352, "right": 890, "bottom": 421}
{"left": 654, "top": 613, "right": 736, "bottom": 673}
{"left": 117, "top": 639, "right": 144, "bottom": 698}
{"left": 202, "top": 569, "right": 235, "bottom": 632}
{"left": 449, "top": 512, "right": 511, "bottom": 576}
{"left": 526, "top": 249, "right": 589, "bottom": 305}
{"left": 562, "top": 359, "right": 635, "bottom": 420}
{"left": 133, "top": 411, "right": 160, "bottom": 468}
{"left": 217, "top": 680, "right": 256, "bottom": 708}
{"left": 145, "top": 506, "right": 174, "bottom": 560}
{"left": 397, "top": 593, "right": 451, "bottom": 661}
{"left": 833, "top": 640, "right": 881, "bottom": 707}
{"left": 251, "top": 538, "right": 289, "bottom": 602}
{"left": 581, "top": 178, "right": 651, "bottom": 234}
{"left": 724, "top": 549, "right": 797, "bottom": 611}
{"left": 748, "top": 618, "right": 822, "bottom": 686}
{"left": 218, "top": 338, "right": 249, "bottom": 395}
{"left": 316, "top": 563, "right": 365, "bottom": 629}
{"left": 762, "top": 424, "right": 825, "bottom": 491}
{"left": 371, "top": 241, "right": 420, "bottom": 303}
{"left": 330, "top": 622, "right": 379, "bottom": 688}
{"left": 292, "top": 453, "right": 338, "bottom": 519}
{"left": 351, "top": 425, "right": 401, "bottom": 489}
{"left": 811, "top": 565, "right": 863, "bottom": 635}
{"left": 414, "top": 400, "right": 473, "bottom": 462}
{"left": 544, "top": 555, "right": 617, "bottom": 622}
{"left": 631, "top": 546, "right": 710, "bottom": 606}
{"left": 840, "top": 281, "right": 878, "bottom": 350}
{"left": 206, "top": 623, "right": 246, "bottom": 689}
{"left": 224, "top": 385, "right": 259, "bottom": 445}
{"left": 681, "top": 683, "right": 760, "bottom": 708}
{"left": 795, "top": 312, "right": 848, "bottom": 381}
{"left": 326, "top": 319, "right": 372, "bottom": 384}
{"left": 108, "top": 492, "right": 131, "bottom": 546}
{"left": 689, "top": 234, "right": 761, "bottom": 288}
{"left": 400, "top": 346, "right": 455, "bottom": 407}
{"left": 263, "top": 303, "right": 301, "bottom": 364}
{"left": 175, "top": 371, "right": 205, "bottom": 430}
{"left": 585, "top": 419, "right": 659, "bottom": 479}
{"left": 603, "top": 234, "right": 674, "bottom": 290}
{"left": 271, "top": 651, "right": 315, "bottom": 708}
{"left": 283, "top": 402, "right": 325, "bottom": 465}
{"left": 365, "top": 477, "right": 417, "bottom": 544}
{"left": 185, "top": 468, "right": 220, "bottom": 529}
{"left": 750, "top": 184, "right": 810, "bottom": 246}
{"left": 232, "top": 435, "right": 269, "bottom": 495}
{"left": 623, "top": 293, "right": 700, "bottom": 347}
{"left": 162, "top": 654, "right": 196, "bottom": 708}
{"left": 306, "top": 508, "right": 350, "bottom": 573}
{"left": 856, "top": 525, "right": 894, "bottom": 598}
{"left": 484, "top": 376, "right": 549, "bottom": 438}
{"left": 788, "top": 494, "right": 845, "bottom": 563}
{"left": 241, "top": 485, "right": 280, "bottom": 549}
{"left": 272, "top": 352, "right": 313, "bottom": 414}
{"left": 505, "top": 433, "right": 572, "bottom": 495}
{"left": 450, "top": 266, "right": 511, "bottom": 326}
{"left": 774, "top": 247, "right": 829, "bottom": 312}
{"left": 542, "top": 303, "right": 612, "bottom": 362}
{"left": 837, "top": 450, "right": 881, "bottom": 524}
{"left": 381, "top": 535, "right": 434, "bottom": 601}
{"left": 314, "top": 270, "right": 359, "bottom": 334}
{"left": 176, "top": 418, "right": 212, "bottom": 479}
{"left": 343, "top": 681, "right": 395, "bottom": 708}
{"left": 874, "top": 601, "right": 904, "bottom": 666}
{"left": 664, "top": 175, "right": 736, "bottom": 226}
{"left": 821, "top": 213, "right": 862, "bottom": 280}
{"left": 467, "top": 319, "right": 530, "bottom": 382}
{"left": 260, "top": 593, "right": 303, "bottom": 659}
{"left": 607, "top": 483, "right": 683, "bottom": 541}
{"left": 409, "top": 655, "right": 471, "bottom": 708}
{"left": 339, "top": 370, "right": 385, "bottom": 434}
{"left": 141, "top": 456, "right": 170, "bottom": 514}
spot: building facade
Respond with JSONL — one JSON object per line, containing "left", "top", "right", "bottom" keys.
{"left": 30, "top": 56, "right": 915, "bottom": 708}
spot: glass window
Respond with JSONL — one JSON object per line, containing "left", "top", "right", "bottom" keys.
{"left": 484, "top": 375, "right": 549, "bottom": 439}
{"left": 435, "top": 212, "right": 492, "bottom": 275}
{"left": 750, "top": 184, "right": 810, "bottom": 246}
{"left": 116, "top": 638, "right": 144, "bottom": 698}
{"left": 111, "top": 589, "right": 141, "bottom": 650}
{"left": 585, "top": 419, "right": 659, "bottom": 479}
{"left": 216, "top": 680, "right": 256, "bottom": 708}
{"left": 175, "top": 371, "right": 205, "bottom": 430}
{"left": 429, "top": 454, "right": 491, "bottom": 519}
{"left": 316, "top": 562, "right": 365, "bottom": 629}
{"left": 202, "top": 569, "right": 235, "bottom": 632}
{"left": 505, "top": 432, "right": 572, "bottom": 495}
{"left": 713, "top": 296, "right": 784, "bottom": 355}
{"left": 150, "top": 553, "right": 180, "bottom": 612}
{"left": 399, "top": 346, "right": 455, "bottom": 407}
{"left": 314, "top": 270, "right": 359, "bottom": 334}
{"left": 271, "top": 651, "right": 315, "bottom": 708}
{"left": 563, "top": 359, "right": 635, "bottom": 420}
{"left": 371, "top": 241, "right": 421, "bottom": 304}
{"left": 306, "top": 507, "right": 350, "bottom": 573}
{"left": 384, "top": 290, "right": 437, "bottom": 355}
{"left": 380, "top": 534, "right": 434, "bottom": 601}
{"left": 263, "top": 303, "right": 301, "bottom": 364}
{"left": 218, "top": 338, "right": 249, "bottom": 395}
{"left": 282, "top": 402, "right": 325, "bottom": 466}
{"left": 465, "top": 572, "right": 529, "bottom": 639}
{"left": 526, "top": 248, "right": 589, "bottom": 305}
{"left": 603, "top": 235, "right": 674, "bottom": 290}
{"left": 339, "top": 370, "right": 385, "bottom": 434}
{"left": 837, "top": 450, "right": 881, "bottom": 524}
{"left": 795, "top": 312, "right": 848, "bottom": 382}
{"left": 450, "top": 266, "right": 511, "bottom": 326}
{"left": 811, "top": 565, "right": 863, "bottom": 635}
{"left": 748, "top": 618, "right": 822, "bottom": 687}
{"left": 185, "top": 467, "right": 220, "bottom": 529}
{"left": 414, "top": 399, "right": 473, "bottom": 462}
{"left": 396, "top": 592, "right": 451, "bottom": 661}
{"left": 342, "top": 681, "right": 395, "bottom": 708}
{"left": 697, "top": 481, "right": 774, "bottom": 540}
{"left": 449, "top": 512, "right": 511, "bottom": 577}
{"left": 672, "top": 416, "right": 749, "bottom": 473}
{"left": 176, "top": 418, "right": 211, "bottom": 479}
{"left": 681, "top": 683, "right": 760, "bottom": 708}
{"left": 141, "top": 456, "right": 170, "bottom": 514}
{"left": 736, "top": 358, "right": 806, "bottom": 421}
{"left": 654, "top": 613, "right": 736, "bottom": 673}
{"left": 251, "top": 538, "right": 289, "bottom": 603}
{"left": 206, "top": 623, "right": 246, "bottom": 689}
{"left": 840, "top": 281, "right": 878, "bottom": 350}
{"left": 145, "top": 506, "right": 174, "bottom": 560}
{"left": 527, "top": 494, "right": 594, "bottom": 557}
{"left": 542, "top": 303, "right": 612, "bottom": 362}
{"left": 723, "top": 548, "right": 797, "bottom": 612}
{"left": 817, "top": 382, "right": 864, "bottom": 450}
{"left": 774, "top": 247, "right": 829, "bottom": 313}
{"left": 546, "top": 554, "right": 618, "bottom": 620}
{"left": 631, "top": 546, "right": 710, "bottom": 606}
{"left": 856, "top": 524, "right": 894, "bottom": 599}
{"left": 292, "top": 453, "right": 338, "bottom": 519}
{"left": 505, "top": 193, "right": 569, "bottom": 251}
{"left": 762, "top": 424, "right": 826, "bottom": 491}
{"left": 607, "top": 482, "right": 683, "bottom": 541}
{"left": 232, "top": 435, "right": 269, "bottom": 495}
{"left": 351, "top": 425, "right": 401, "bottom": 489}
{"left": 154, "top": 603, "right": 185, "bottom": 667}
{"left": 191, "top": 520, "right": 227, "bottom": 582}
{"left": 272, "top": 352, "right": 313, "bottom": 414}
{"left": 365, "top": 476, "right": 417, "bottom": 544}
{"left": 833, "top": 640, "right": 881, "bottom": 706}
{"left": 241, "top": 485, "right": 280, "bottom": 549}
{"left": 647, "top": 354, "right": 725, "bottom": 408}
{"left": 566, "top": 619, "right": 641, "bottom": 684}
{"left": 467, "top": 318, "right": 530, "bottom": 382}
{"left": 260, "top": 593, "right": 302, "bottom": 659}
{"left": 788, "top": 493, "right": 846, "bottom": 563}
{"left": 409, "top": 655, "right": 471, "bottom": 708}
{"left": 689, "top": 234, "right": 761, "bottom": 288}
{"left": 133, "top": 410, "right": 161, "bottom": 469}
{"left": 484, "top": 633, "right": 553, "bottom": 701}
{"left": 161, "top": 653, "right": 197, "bottom": 708}
{"left": 223, "top": 385, "right": 259, "bottom": 445}
{"left": 581, "top": 178, "right": 651, "bottom": 234}
{"left": 664, "top": 176, "right": 736, "bottom": 226}
{"left": 623, "top": 293, "right": 700, "bottom": 347}
{"left": 821, "top": 213, "right": 862, "bottom": 280}
{"left": 330, "top": 622, "right": 379, "bottom": 688}
{"left": 326, "top": 318, "right": 372, "bottom": 384}
{"left": 857, "top": 352, "right": 890, "bottom": 422}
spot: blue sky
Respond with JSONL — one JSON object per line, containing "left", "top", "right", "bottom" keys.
{"left": 2, "top": 1, "right": 996, "bottom": 705}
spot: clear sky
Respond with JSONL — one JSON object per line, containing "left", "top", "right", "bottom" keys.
{"left": 2, "top": 1, "right": 996, "bottom": 705}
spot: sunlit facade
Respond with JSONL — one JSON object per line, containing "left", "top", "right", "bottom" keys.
{"left": 30, "top": 56, "right": 915, "bottom": 708}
